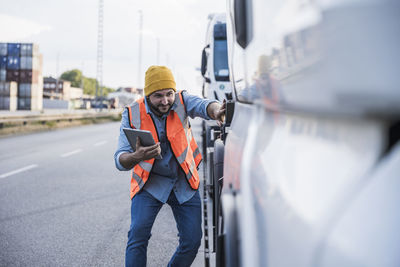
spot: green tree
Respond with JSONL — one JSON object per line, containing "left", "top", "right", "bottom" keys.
{"left": 60, "top": 69, "right": 82, "bottom": 88}
{"left": 83, "top": 77, "right": 97, "bottom": 95}
{"left": 60, "top": 69, "right": 115, "bottom": 96}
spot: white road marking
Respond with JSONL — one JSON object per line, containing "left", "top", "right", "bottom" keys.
{"left": 60, "top": 149, "right": 83, "bottom": 158}
{"left": 0, "top": 164, "right": 39, "bottom": 179}
{"left": 94, "top": 140, "right": 107, "bottom": 146}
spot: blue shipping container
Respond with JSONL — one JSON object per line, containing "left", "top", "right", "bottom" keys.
{"left": 0, "top": 56, "right": 7, "bottom": 68}
{"left": 7, "top": 43, "right": 21, "bottom": 56}
{"left": 0, "top": 69, "right": 6, "bottom": 81}
{"left": 0, "top": 43, "right": 7, "bottom": 56}
{"left": 7, "top": 56, "right": 20, "bottom": 70}
{"left": 20, "top": 43, "right": 39, "bottom": 57}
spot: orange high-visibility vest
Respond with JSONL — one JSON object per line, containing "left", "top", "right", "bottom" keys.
{"left": 126, "top": 91, "right": 202, "bottom": 199}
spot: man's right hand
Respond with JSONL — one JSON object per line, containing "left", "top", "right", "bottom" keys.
{"left": 119, "top": 138, "right": 161, "bottom": 169}
{"left": 134, "top": 137, "right": 161, "bottom": 161}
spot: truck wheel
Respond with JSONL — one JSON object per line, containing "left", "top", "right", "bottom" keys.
{"left": 213, "top": 138, "right": 225, "bottom": 267}
{"left": 221, "top": 194, "right": 239, "bottom": 267}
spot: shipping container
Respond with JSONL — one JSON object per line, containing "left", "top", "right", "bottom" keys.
{"left": 19, "top": 83, "right": 42, "bottom": 98}
{"left": 10, "top": 81, "right": 17, "bottom": 97}
{"left": 0, "top": 43, "right": 7, "bottom": 56}
{"left": 38, "top": 54, "right": 43, "bottom": 70}
{"left": 10, "top": 95, "right": 17, "bottom": 111}
{"left": 31, "top": 95, "right": 43, "bottom": 111}
{"left": 10, "top": 82, "right": 18, "bottom": 98}
{"left": 0, "top": 56, "right": 7, "bottom": 68}
{"left": 0, "top": 82, "right": 17, "bottom": 97}
{"left": 0, "top": 82, "right": 8, "bottom": 96}
{"left": 32, "top": 83, "right": 42, "bottom": 98}
{"left": 16, "top": 82, "right": 42, "bottom": 111}
{"left": 0, "top": 97, "right": 5, "bottom": 109}
{"left": 37, "top": 72, "right": 42, "bottom": 84}
{"left": 0, "top": 97, "right": 10, "bottom": 110}
{"left": 31, "top": 86, "right": 43, "bottom": 111}
{"left": 0, "top": 83, "right": 5, "bottom": 96}
{"left": 18, "top": 83, "right": 30, "bottom": 97}
{"left": 20, "top": 56, "right": 32, "bottom": 69}
{"left": 6, "top": 70, "right": 19, "bottom": 82}
{"left": 0, "top": 69, "right": 5, "bottom": 81}
{"left": 32, "top": 83, "right": 43, "bottom": 111}
{"left": 0, "top": 83, "right": 17, "bottom": 110}
{"left": 35, "top": 71, "right": 43, "bottom": 84}
{"left": 0, "top": 96, "right": 7, "bottom": 110}
{"left": 18, "top": 97, "right": 31, "bottom": 110}
{"left": 7, "top": 56, "right": 20, "bottom": 70}
{"left": 20, "top": 55, "right": 41, "bottom": 70}
{"left": 19, "top": 70, "right": 32, "bottom": 83}
{"left": 20, "top": 43, "right": 39, "bottom": 57}
{"left": 7, "top": 43, "right": 21, "bottom": 56}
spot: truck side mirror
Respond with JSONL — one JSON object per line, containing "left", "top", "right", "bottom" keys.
{"left": 201, "top": 48, "right": 207, "bottom": 76}
{"left": 201, "top": 45, "right": 211, "bottom": 83}
{"left": 234, "top": 0, "right": 252, "bottom": 48}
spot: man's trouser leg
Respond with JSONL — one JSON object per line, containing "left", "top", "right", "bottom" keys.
{"left": 126, "top": 190, "right": 162, "bottom": 267}
{"left": 167, "top": 190, "right": 202, "bottom": 267}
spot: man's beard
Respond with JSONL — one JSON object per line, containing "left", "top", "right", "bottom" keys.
{"left": 148, "top": 100, "right": 172, "bottom": 115}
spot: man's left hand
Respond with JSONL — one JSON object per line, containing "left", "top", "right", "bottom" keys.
{"left": 207, "top": 100, "right": 226, "bottom": 125}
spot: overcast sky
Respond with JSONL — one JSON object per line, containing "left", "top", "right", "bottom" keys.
{"left": 0, "top": 0, "right": 226, "bottom": 95}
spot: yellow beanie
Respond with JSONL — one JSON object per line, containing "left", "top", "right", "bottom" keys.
{"left": 144, "top": 66, "right": 176, "bottom": 96}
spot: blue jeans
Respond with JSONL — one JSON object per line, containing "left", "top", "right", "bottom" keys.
{"left": 125, "top": 190, "right": 202, "bottom": 267}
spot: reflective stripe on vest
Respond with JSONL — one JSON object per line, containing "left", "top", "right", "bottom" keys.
{"left": 127, "top": 91, "right": 202, "bottom": 199}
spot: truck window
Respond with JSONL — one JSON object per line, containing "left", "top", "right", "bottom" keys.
{"left": 214, "top": 39, "right": 229, "bottom": 82}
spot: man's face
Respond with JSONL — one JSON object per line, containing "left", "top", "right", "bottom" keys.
{"left": 148, "top": 88, "right": 175, "bottom": 115}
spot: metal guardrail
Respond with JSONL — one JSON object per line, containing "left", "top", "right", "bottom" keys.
{"left": 0, "top": 109, "right": 122, "bottom": 125}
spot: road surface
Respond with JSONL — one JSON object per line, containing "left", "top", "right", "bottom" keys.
{"left": 0, "top": 118, "right": 205, "bottom": 267}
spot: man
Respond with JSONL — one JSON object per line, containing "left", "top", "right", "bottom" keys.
{"left": 114, "top": 65, "right": 225, "bottom": 267}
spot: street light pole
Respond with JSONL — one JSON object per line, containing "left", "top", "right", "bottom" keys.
{"left": 96, "top": 0, "right": 104, "bottom": 110}
{"left": 56, "top": 52, "right": 60, "bottom": 99}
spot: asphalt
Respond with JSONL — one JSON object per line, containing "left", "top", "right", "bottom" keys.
{"left": 0, "top": 118, "right": 205, "bottom": 267}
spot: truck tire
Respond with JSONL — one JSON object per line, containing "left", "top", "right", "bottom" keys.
{"left": 213, "top": 138, "right": 225, "bottom": 267}
{"left": 221, "top": 194, "right": 239, "bottom": 267}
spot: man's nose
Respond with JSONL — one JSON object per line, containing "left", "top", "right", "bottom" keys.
{"left": 161, "top": 96, "right": 168, "bottom": 104}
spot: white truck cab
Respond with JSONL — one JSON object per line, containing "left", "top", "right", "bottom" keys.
{"left": 201, "top": 13, "right": 232, "bottom": 102}
{"left": 203, "top": 0, "right": 400, "bottom": 267}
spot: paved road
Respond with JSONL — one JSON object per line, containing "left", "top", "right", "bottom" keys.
{"left": 0, "top": 118, "right": 205, "bottom": 267}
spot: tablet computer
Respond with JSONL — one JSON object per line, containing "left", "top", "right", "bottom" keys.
{"left": 123, "top": 128, "right": 162, "bottom": 159}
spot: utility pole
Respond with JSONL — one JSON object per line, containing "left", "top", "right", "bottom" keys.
{"left": 96, "top": 0, "right": 104, "bottom": 110}
{"left": 138, "top": 10, "right": 143, "bottom": 90}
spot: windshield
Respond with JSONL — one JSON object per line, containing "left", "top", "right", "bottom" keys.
{"left": 213, "top": 39, "right": 229, "bottom": 81}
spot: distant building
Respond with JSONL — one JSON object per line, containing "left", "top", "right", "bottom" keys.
{"left": 107, "top": 87, "right": 143, "bottom": 108}
{"left": 43, "top": 77, "right": 66, "bottom": 100}
{"left": 43, "top": 77, "right": 83, "bottom": 100}
{"left": 118, "top": 87, "right": 143, "bottom": 96}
